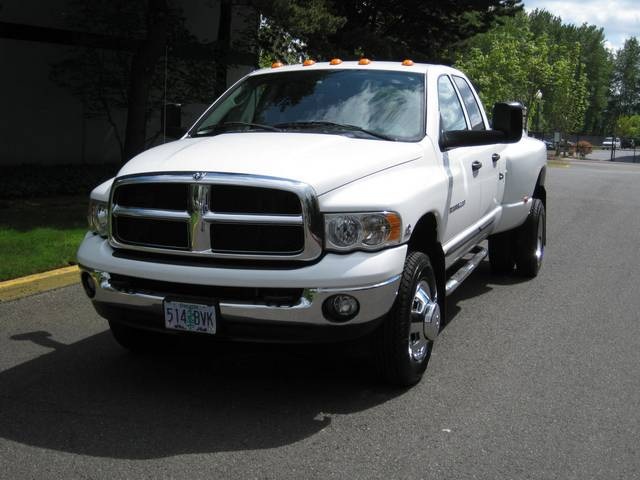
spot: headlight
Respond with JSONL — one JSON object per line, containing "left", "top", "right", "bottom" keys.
{"left": 325, "top": 212, "right": 402, "bottom": 251}
{"left": 88, "top": 200, "right": 109, "bottom": 237}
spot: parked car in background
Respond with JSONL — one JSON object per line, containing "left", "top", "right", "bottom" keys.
{"left": 621, "top": 138, "right": 635, "bottom": 149}
{"left": 602, "top": 137, "right": 621, "bottom": 149}
{"left": 543, "top": 139, "right": 554, "bottom": 150}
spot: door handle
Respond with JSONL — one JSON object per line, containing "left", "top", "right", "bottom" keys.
{"left": 492, "top": 153, "right": 500, "bottom": 163}
{"left": 472, "top": 161, "right": 483, "bottom": 171}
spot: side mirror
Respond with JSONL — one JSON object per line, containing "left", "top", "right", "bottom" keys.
{"left": 439, "top": 102, "right": 524, "bottom": 151}
{"left": 492, "top": 102, "right": 523, "bottom": 143}
{"left": 440, "top": 130, "right": 505, "bottom": 150}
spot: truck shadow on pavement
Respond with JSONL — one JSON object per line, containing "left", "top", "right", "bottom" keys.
{"left": 0, "top": 328, "right": 401, "bottom": 459}
{"left": 1, "top": 261, "right": 527, "bottom": 460}
{"left": 445, "top": 261, "right": 530, "bottom": 325}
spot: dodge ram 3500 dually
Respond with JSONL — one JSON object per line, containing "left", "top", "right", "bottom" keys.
{"left": 78, "top": 60, "right": 547, "bottom": 386}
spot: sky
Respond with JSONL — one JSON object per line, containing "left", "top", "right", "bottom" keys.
{"left": 524, "top": 0, "right": 640, "bottom": 51}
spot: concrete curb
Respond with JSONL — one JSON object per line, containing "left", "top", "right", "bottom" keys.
{"left": 0, "top": 266, "right": 80, "bottom": 303}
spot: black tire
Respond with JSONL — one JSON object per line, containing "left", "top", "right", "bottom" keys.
{"left": 108, "top": 321, "right": 173, "bottom": 353}
{"left": 488, "top": 230, "right": 515, "bottom": 274}
{"left": 515, "top": 198, "right": 546, "bottom": 277}
{"left": 375, "top": 251, "right": 442, "bottom": 387}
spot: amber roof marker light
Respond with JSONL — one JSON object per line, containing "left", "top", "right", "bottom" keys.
{"left": 402, "top": 59, "right": 414, "bottom": 66}
{"left": 271, "top": 61, "right": 283, "bottom": 68}
{"left": 330, "top": 58, "right": 343, "bottom": 65}
{"left": 303, "top": 59, "right": 316, "bottom": 66}
{"left": 358, "top": 58, "right": 371, "bottom": 65}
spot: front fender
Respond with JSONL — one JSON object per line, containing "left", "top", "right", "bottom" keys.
{"left": 318, "top": 159, "right": 449, "bottom": 244}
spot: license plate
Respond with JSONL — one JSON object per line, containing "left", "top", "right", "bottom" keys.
{"left": 163, "top": 300, "right": 217, "bottom": 335}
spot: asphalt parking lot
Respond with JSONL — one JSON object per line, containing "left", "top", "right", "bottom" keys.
{"left": 585, "top": 147, "right": 639, "bottom": 163}
{"left": 1, "top": 159, "right": 640, "bottom": 479}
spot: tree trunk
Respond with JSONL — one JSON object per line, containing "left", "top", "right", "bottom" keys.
{"left": 215, "top": 0, "right": 232, "bottom": 97}
{"left": 123, "top": 0, "right": 169, "bottom": 162}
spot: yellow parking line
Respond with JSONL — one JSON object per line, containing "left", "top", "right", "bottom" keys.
{"left": 547, "top": 160, "right": 570, "bottom": 168}
{"left": 0, "top": 266, "right": 80, "bottom": 303}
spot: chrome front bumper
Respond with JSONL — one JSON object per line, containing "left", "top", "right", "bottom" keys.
{"left": 82, "top": 268, "right": 400, "bottom": 328}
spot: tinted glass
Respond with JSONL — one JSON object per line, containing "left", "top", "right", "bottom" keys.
{"left": 438, "top": 76, "right": 467, "bottom": 132}
{"left": 453, "top": 76, "right": 485, "bottom": 131}
{"left": 193, "top": 70, "right": 425, "bottom": 142}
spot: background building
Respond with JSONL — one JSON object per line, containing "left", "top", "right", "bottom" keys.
{"left": 0, "top": 0, "right": 258, "bottom": 166}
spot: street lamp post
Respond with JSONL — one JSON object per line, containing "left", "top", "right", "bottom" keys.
{"left": 534, "top": 90, "right": 542, "bottom": 138}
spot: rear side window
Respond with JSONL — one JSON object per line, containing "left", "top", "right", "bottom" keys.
{"left": 453, "top": 76, "right": 485, "bottom": 131}
{"left": 438, "top": 76, "right": 467, "bottom": 132}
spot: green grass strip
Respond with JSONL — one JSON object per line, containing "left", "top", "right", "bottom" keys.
{"left": 0, "top": 196, "right": 88, "bottom": 281}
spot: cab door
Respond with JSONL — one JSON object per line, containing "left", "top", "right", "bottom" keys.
{"left": 451, "top": 75, "right": 506, "bottom": 215}
{"left": 437, "top": 75, "right": 484, "bottom": 242}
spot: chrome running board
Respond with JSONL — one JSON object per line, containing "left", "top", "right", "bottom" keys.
{"left": 445, "top": 246, "right": 488, "bottom": 295}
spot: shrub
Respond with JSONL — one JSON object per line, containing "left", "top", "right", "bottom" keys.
{"left": 0, "top": 163, "right": 120, "bottom": 199}
{"left": 576, "top": 140, "right": 593, "bottom": 158}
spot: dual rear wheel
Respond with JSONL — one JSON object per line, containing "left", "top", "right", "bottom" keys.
{"left": 489, "top": 198, "right": 546, "bottom": 277}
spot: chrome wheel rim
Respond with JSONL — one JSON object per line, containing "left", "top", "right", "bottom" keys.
{"left": 408, "top": 280, "right": 440, "bottom": 362}
{"left": 535, "top": 216, "right": 544, "bottom": 268}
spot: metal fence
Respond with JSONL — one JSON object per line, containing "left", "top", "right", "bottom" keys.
{"left": 528, "top": 131, "right": 639, "bottom": 163}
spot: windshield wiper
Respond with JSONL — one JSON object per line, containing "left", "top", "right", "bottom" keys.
{"left": 193, "top": 121, "right": 281, "bottom": 136}
{"left": 274, "top": 121, "right": 395, "bottom": 141}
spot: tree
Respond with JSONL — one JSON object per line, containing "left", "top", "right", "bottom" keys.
{"left": 574, "top": 25, "right": 612, "bottom": 134}
{"left": 455, "top": 12, "right": 551, "bottom": 127}
{"left": 124, "top": 0, "right": 170, "bottom": 161}
{"left": 609, "top": 37, "right": 640, "bottom": 119}
{"left": 51, "top": 0, "right": 225, "bottom": 162}
{"left": 544, "top": 42, "right": 588, "bottom": 141}
{"left": 455, "top": 10, "right": 588, "bottom": 140}
{"left": 616, "top": 115, "right": 640, "bottom": 141}
{"left": 528, "top": 9, "right": 612, "bottom": 135}
{"left": 256, "top": 0, "right": 523, "bottom": 63}
{"left": 255, "top": 1, "right": 345, "bottom": 66}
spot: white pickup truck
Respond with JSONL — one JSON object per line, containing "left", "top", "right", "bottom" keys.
{"left": 78, "top": 61, "right": 547, "bottom": 386}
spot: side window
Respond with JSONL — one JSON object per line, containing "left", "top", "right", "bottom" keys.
{"left": 453, "top": 76, "right": 485, "bottom": 131}
{"left": 437, "top": 76, "right": 467, "bottom": 132}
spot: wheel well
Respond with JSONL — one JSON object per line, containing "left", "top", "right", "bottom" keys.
{"left": 408, "top": 213, "right": 446, "bottom": 315}
{"left": 534, "top": 168, "right": 547, "bottom": 209}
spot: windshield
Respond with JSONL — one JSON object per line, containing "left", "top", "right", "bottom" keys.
{"left": 190, "top": 69, "right": 425, "bottom": 142}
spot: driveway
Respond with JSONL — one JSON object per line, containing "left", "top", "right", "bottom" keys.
{"left": 1, "top": 160, "right": 640, "bottom": 479}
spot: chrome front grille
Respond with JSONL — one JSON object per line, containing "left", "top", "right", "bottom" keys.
{"left": 109, "top": 173, "right": 323, "bottom": 261}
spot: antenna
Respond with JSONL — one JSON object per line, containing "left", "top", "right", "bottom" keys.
{"left": 163, "top": 44, "right": 168, "bottom": 143}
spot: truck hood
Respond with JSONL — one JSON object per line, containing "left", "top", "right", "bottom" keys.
{"left": 118, "top": 133, "right": 422, "bottom": 194}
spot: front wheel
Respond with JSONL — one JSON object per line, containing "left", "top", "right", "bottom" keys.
{"left": 375, "top": 251, "right": 441, "bottom": 387}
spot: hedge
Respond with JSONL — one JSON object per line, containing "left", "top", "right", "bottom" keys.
{"left": 0, "top": 163, "right": 120, "bottom": 199}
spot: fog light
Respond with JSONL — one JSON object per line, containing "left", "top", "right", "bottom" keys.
{"left": 81, "top": 272, "right": 96, "bottom": 298}
{"left": 323, "top": 294, "right": 359, "bottom": 322}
